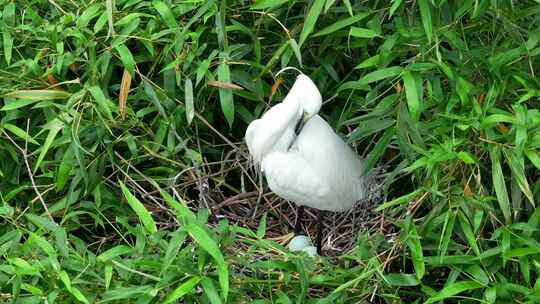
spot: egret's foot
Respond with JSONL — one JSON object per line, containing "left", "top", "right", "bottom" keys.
{"left": 288, "top": 235, "right": 318, "bottom": 257}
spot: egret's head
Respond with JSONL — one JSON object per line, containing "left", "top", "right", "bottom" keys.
{"left": 283, "top": 74, "right": 322, "bottom": 134}
{"left": 294, "top": 74, "right": 322, "bottom": 118}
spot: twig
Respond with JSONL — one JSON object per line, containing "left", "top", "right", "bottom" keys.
{"left": 1, "top": 121, "right": 56, "bottom": 223}
{"left": 48, "top": 0, "right": 68, "bottom": 15}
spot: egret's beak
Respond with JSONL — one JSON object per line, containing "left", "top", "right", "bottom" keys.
{"left": 294, "top": 112, "right": 309, "bottom": 135}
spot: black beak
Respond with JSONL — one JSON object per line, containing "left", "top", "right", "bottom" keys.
{"left": 294, "top": 116, "right": 306, "bottom": 135}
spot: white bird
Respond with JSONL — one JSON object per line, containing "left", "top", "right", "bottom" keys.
{"left": 245, "top": 71, "right": 375, "bottom": 254}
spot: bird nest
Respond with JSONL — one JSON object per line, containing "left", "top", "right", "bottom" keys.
{"left": 110, "top": 140, "right": 394, "bottom": 256}
{"left": 176, "top": 144, "right": 392, "bottom": 256}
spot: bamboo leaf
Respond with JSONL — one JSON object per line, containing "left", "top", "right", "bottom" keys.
{"left": 313, "top": 13, "right": 370, "bottom": 37}
{"left": 401, "top": 70, "right": 421, "bottom": 121}
{"left": 359, "top": 66, "right": 403, "bottom": 85}
{"left": 119, "top": 181, "right": 157, "bottom": 234}
{"left": 153, "top": 0, "right": 177, "bottom": 29}
{"left": 489, "top": 146, "right": 512, "bottom": 224}
{"left": 217, "top": 61, "right": 234, "bottom": 127}
{"left": 299, "top": 0, "right": 326, "bottom": 46}
{"left": 163, "top": 277, "right": 201, "bottom": 304}
{"left": 418, "top": 0, "right": 433, "bottom": 43}
{"left": 349, "top": 27, "right": 379, "bottom": 38}
{"left": 114, "top": 44, "right": 135, "bottom": 76}
{"left": 425, "top": 281, "right": 484, "bottom": 303}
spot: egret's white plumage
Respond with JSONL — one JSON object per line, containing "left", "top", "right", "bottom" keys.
{"left": 245, "top": 74, "right": 371, "bottom": 213}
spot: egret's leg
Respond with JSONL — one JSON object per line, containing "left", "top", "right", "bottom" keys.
{"left": 316, "top": 210, "right": 324, "bottom": 254}
{"left": 294, "top": 205, "right": 304, "bottom": 235}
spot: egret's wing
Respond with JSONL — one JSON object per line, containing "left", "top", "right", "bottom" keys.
{"left": 261, "top": 151, "right": 330, "bottom": 204}
{"left": 245, "top": 119, "right": 262, "bottom": 152}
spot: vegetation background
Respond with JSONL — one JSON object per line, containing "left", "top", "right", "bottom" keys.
{"left": 1, "top": 0, "right": 540, "bottom": 303}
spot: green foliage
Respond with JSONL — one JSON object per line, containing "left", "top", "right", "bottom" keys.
{"left": 1, "top": 0, "right": 540, "bottom": 303}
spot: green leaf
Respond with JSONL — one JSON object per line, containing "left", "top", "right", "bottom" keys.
{"left": 251, "top": 0, "right": 288, "bottom": 10}
{"left": 438, "top": 209, "right": 456, "bottom": 258}
{"left": 87, "top": 86, "right": 114, "bottom": 120}
{"left": 257, "top": 212, "right": 267, "bottom": 238}
{"left": 163, "top": 277, "right": 201, "bottom": 304}
{"left": 313, "top": 12, "right": 370, "bottom": 37}
{"left": 58, "top": 270, "right": 72, "bottom": 291}
{"left": 185, "top": 224, "right": 224, "bottom": 265}
{"left": 2, "top": 2, "right": 15, "bottom": 26}
{"left": 389, "top": 0, "right": 403, "bottom": 17}
{"left": 425, "top": 281, "right": 484, "bottom": 303}
{"left": 288, "top": 38, "right": 302, "bottom": 66}
{"left": 458, "top": 211, "right": 480, "bottom": 256}
{"left": 97, "top": 245, "right": 132, "bottom": 262}
{"left": 185, "top": 224, "right": 228, "bottom": 299}
{"left": 200, "top": 277, "right": 223, "bottom": 304}
{"left": 143, "top": 81, "right": 167, "bottom": 119}
{"left": 1, "top": 123, "right": 38, "bottom": 144}
{"left": 196, "top": 57, "right": 212, "bottom": 86}
{"left": 401, "top": 70, "right": 421, "bottom": 121}
{"left": 504, "top": 149, "right": 534, "bottom": 206}
{"left": 3, "top": 32, "right": 13, "bottom": 65}
{"left": 25, "top": 214, "right": 58, "bottom": 231}
{"left": 355, "top": 54, "right": 380, "bottom": 69}
{"left": 417, "top": 0, "right": 433, "bottom": 43}
{"left": 119, "top": 181, "right": 157, "bottom": 234}
{"left": 105, "top": 264, "right": 113, "bottom": 290}
{"left": 160, "top": 190, "right": 196, "bottom": 222}
{"left": 383, "top": 273, "right": 420, "bottom": 286}
{"left": 28, "top": 233, "right": 57, "bottom": 260}
{"left": 215, "top": 1, "right": 227, "bottom": 49}
{"left": 77, "top": 3, "right": 102, "bottom": 28}
{"left": 0, "top": 99, "right": 40, "bottom": 111}
{"left": 114, "top": 44, "right": 136, "bottom": 76}
{"left": 375, "top": 189, "right": 422, "bottom": 211}
{"left": 34, "top": 119, "right": 63, "bottom": 172}
{"left": 217, "top": 61, "right": 234, "bottom": 127}
{"left": 299, "top": 0, "right": 326, "bottom": 46}
{"left": 503, "top": 247, "right": 540, "bottom": 259}
{"left": 484, "top": 287, "right": 496, "bottom": 303}
{"left": 457, "top": 151, "right": 477, "bottom": 164}
{"left": 359, "top": 66, "right": 403, "bottom": 85}
{"left": 5, "top": 90, "right": 72, "bottom": 100}
{"left": 525, "top": 150, "right": 540, "bottom": 170}
{"left": 105, "top": 0, "right": 115, "bottom": 38}
{"left": 2, "top": 3, "right": 14, "bottom": 64}
{"left": 343, "top": 0, "right": 353, "bottom": 16}
{"left": 101, "top": 285, "right": 157, "bottom": 302}
{"left": 405, "top": 220, "right": 425, "bottom": 280}
{"left": 70, "top": 287, "right": 90, "bottom": 304}
{"left": 161, "top": 230, "right": 186, "bottom": 273}
{"left": 362, "top": 127, "right": 395, "bottom": 174}
{"left": 489, "top": 146, "right": 511, "bottom": 224}
{"left": 153, "top": 0, "right": 177, "bottom": 29}
{"left": 56, "top": 146, "right": 74, "bottom": 191}
{"left": 349, "top": 27, "right": 379, "bottom": 38}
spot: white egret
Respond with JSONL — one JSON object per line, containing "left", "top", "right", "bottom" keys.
{"left": 245, "top": 70, "right": 375, "bottom": 254}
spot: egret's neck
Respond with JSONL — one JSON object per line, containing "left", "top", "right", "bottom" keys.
{"left": 247, "top": 101, "right": 302, "bottom": 163}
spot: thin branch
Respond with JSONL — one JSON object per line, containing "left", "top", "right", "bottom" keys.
{"left": 2, "top": 121, "right": 56, "bottom": 223}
